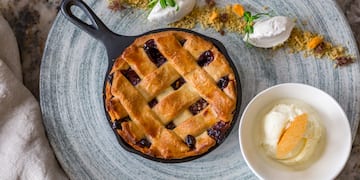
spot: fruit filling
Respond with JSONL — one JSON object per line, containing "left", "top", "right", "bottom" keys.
{"left": 144, "top": 39, "right": 167, "bottom": 67}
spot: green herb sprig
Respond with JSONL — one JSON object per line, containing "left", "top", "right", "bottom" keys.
{"left": 243, "top": 11, "right": 271, "bottom": 46}
{"left": 148, "top": 0, "right": 179, "bottom": 10}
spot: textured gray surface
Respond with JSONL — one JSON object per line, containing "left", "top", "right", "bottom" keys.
{"left": 39, "top": 0, "right": 360, "bottom": 179}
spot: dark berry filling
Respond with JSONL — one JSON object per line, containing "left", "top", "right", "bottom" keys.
{"left": 179, "top": 39, "right": 187, "bottom": 46}
{"left": 207, "top": 121, "right": 230, "bottom": 144}
{"left": 171, "top": 77, "right": 186, "bottom": 90}
{"left": 121, "top": 68, "right": 141, "bottom": 86}
{"left": 112, "top": 116, "right": 130, "bottom": 130}
{"left": 136, "top": 138, "right": 151, "bottom": 148}
{"left": 217, "top": 76, "right": 230, "bottom": 90}
{"left": 185, "top": 135, "right": 196, "bottom": 149}
{"left": 197, "top": 50, "right": 214, "bottom": 67}
{"left": 189, "top": 98, "right": 209, "bottom": 115}
{"left": 148, "top": 98, "right": 158, "bottom": 108}
{"left": 112, "top": 120, "right": 122, "bottom": 129}
{"left": 165, "top": 122, "right": 176, "bottom": 130}
{"left": 107, "top": 73, "right": 114, "bottom": 84}
{"left": 144, "top": 39, "right": 167, "bottom": 67}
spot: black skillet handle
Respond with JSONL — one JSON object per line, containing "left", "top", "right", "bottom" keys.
{"left": 60, "top": 0, "right": 117, "bottom": 44}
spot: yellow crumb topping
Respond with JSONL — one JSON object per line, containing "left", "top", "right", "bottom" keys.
{"left": 286, "top": 28, "right": 347, "bottom": 60}
{"left": 171, "top": 5, "right": 246, "bottom": 33}
{"left": 107, "top": 0, "right": 149, "bottom": 8}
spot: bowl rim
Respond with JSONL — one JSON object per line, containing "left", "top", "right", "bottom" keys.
{"left": 238, "top": 83, "right": 352, "bottom": 179}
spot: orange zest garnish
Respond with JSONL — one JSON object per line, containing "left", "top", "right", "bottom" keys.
{"left": 232, "top": 4, "right": 245, "bottom": 17}
{"left": 307, "top": 36, "right": 323, "bottom": 50}
{"left": 209, "top": 11, "right": 219, "bottom": 22}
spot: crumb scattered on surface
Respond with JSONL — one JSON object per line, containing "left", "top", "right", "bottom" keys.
{"left": 108, "top": 0, "right": 126, "bottom": 11}
{"left": 171, "top": 5, "right": 246, "bottom": 33}
{"left": 105, "top": 1, "right": 355, "bottom": 66}
{"left": 107, "top": 0, "right": 149, "bottom": 9}
{"left": 285, "top": 28, "right": 353, "bottom": 64}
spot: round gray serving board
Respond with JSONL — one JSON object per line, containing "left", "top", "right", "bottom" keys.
{"left": 40, "top": 0, "right": 360, "bottom": 179}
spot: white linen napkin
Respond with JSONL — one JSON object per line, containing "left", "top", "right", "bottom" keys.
{"left": 0, "top": 13, "right": 67, "bottom": 179}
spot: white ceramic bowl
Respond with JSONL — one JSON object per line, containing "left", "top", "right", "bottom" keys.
{"left": 239, "top": 83, "right": 352, "bottom": 179}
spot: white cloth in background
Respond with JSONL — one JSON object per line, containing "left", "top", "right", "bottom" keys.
{"left": 0, "top": 13, "right": 67, "bottom": 179}
{"left": 347, "top": 0, "right": 360, "bottom": 44}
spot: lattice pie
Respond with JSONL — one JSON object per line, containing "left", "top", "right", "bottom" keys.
{"left": 105, "top": 31, "right": 237, "bottom": 159}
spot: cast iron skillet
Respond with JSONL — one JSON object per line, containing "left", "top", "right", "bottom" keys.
{"left": 60, "top": 0, "right": 242, "bottom": 163}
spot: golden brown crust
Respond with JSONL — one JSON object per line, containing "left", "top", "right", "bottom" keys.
{"left": 137, "top": 63, "right": 180, "bottom": 100}
{"left": 105, "top": 31, "right": 237, "bottom": 159}
{"left": 153, "top": 84, "right": 200, "bottom": 124}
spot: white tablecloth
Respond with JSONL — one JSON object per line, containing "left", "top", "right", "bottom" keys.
{"left": 0, "top": 13, "right": 67, "bottom": 180}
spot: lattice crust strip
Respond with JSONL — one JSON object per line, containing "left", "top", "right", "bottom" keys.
{"left": 105, "top": 31, "right": 237, "bottom": 159}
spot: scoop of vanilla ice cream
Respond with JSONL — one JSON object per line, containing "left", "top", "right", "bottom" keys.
{"left": 148, "top": 0, "right": 196, "bottom": 24}
{"left": 245, "top": 16, "right": 295, "bottom": 48}
{"left": 261, "top": 101, "right": 323, "bottom": 166}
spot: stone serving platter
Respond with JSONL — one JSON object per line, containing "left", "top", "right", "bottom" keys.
{"left": 40, "top": 0, "right": 360, "bottom": 179}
